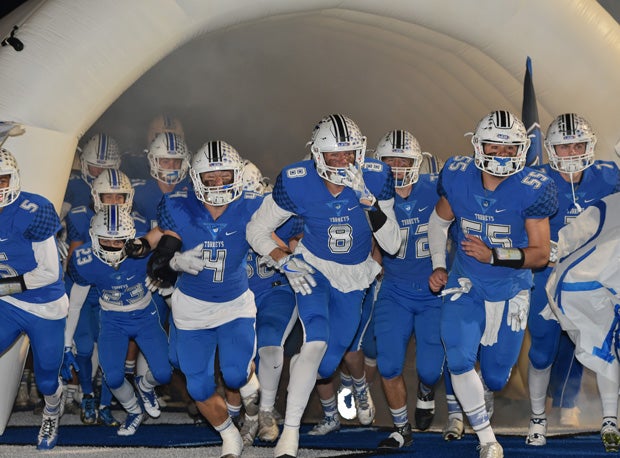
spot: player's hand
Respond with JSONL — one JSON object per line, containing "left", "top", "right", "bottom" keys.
{"left": 339, "top": 164, "right": 376, "bottom": 208}
{"left": 145, "top": 276, "right": 175, "bottom": 297}
{"left": 461, "top": 235, "right": 493, "bottom": 263}
{"left": 428, "top": 267, "right": 448, "bottom": 293}
{"left": 169, "top": 244, "right": 205, "bottom": 275}
{"left": 507, "top": 290, "right": 529, "bottom": 332}
{"left": 61, "top": 346, "right": 79, "bottom": 381}
{"left": 125, "top": 237, "right": 150, "bottom": 258}
{"left": 276, "top": 255, "right": 317, "bottom": 295}
{"left": 56, "top": 239, "right": 69, "bottom": 263}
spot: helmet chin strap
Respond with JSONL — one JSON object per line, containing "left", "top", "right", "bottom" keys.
{"left": 568, "top": 172, "right": 583, "bottom": 213}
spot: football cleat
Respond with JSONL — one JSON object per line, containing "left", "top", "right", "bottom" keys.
{"left": 414, "top": 382, "right": 435, "bottom": 430}
{"left": 378, "top": 423, "right": 413, "bottom": 449}
{"left": 239, "top": 413, "right": 258, "bottom": 446}
{"left": 477, "top": 441, "right": 504, "bottom": 458}
{"left": 37, "top": 413, "right": 60, "bottom": 450}
{"left": 135, "top": 376, "right": 160, "bottom": 418}
{"left": 337, "top": 385, "right": 357, "bottom": 420}
{"left": 80, "top": 394, "right": 97, "bottom": 425}
{"left": 443, "top": 416, "right": 465, "bottom": 441}
{"left": 354, "top": 384, "right": 375, "bottom": 425}
{"left": 98, "top": 406, "right": 120, "bottom": 427}
{"left": 308, "top": 414, "right": 341, "bottom": 436}
{"left": 257, "top": 409, "right": 280, "bottom": 442}
{"left": 525, "top": 416, "right": 547, "bottom": 446}
{"left": 117, "top": 411, "right": 145, "bottom": 436}
{"left": 601, "top": 420, "right": 620, "bottom": 452}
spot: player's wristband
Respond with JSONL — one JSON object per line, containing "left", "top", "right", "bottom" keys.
{"left": 366, "top": 201, "right": 387, "bottom": 232}
{"left": 490, "top": 247, "right": 525, "bottom": 268}
{"left": 0, "top": 275, "right": 26, "bottom": 296}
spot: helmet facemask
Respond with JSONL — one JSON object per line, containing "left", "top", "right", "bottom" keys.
{"left": 147, "top": 133, "right": 190, "bottom": 185}
{"left": 308, "top": 114, "right": 367, "bottom": 184}
{"left": 80, "top": 134, "right": 122, "bottom": 185}
{"left": 0, "top": 149, "right": 20, "bottom": 207}
{"left": 89, "top": 206, "right": 136, "bottom": 268}
{"left": 471, "top": 111, "right": 530, "bottom": 177}
{"left": 190, "top": 141, "right": 244, "bottom": 206}
{"left": 374, "top": 130, "right": 423, "bottom": 187}
{"left": 91, "top": 169, "right": 134, "bottom": 213}
{"left": 545, "top": 113, "right": 596, "bottom": 174}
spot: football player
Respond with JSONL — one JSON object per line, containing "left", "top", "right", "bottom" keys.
{"left": 428, "top": 110, "right": 558, "bottom": 458}
{"left": 246, "top": 114, "right": 400, "bottom": 458}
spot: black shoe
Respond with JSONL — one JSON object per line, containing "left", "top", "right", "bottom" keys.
{"left": 414, "top": 382, "right": 435, "bottom": 431}
{"left": 378, "top": 423, "right": 413, "bottom": 449}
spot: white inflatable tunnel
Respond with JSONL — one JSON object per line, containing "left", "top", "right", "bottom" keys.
{"left": 0, "top": 0, "right": 618, "bottom": 433}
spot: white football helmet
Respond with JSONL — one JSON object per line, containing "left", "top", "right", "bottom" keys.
{"left": 147, "top": 132, "right": 190, "bottom": 184}
{"left": 89, "top": 205, "right": 136, "bottom": 267}
{"left": 545, "top": 113, "right": 596, "bottom": 173}
{"left": 375, "top": 130, "right": 423, "bottom": 187}
{"left": 308, "top": 114, "right": 367, "bottom": 184}
{"left": 190, "top": 141, "right": 244, "bottom": 206}
{"left": 80, "top": 134, "right": 122, "bottom": 184}
{"left": 242, "top": 160, "right": 265, "bottom": 196}
{"left": 0, "top": 149, "right": 20, "bottom": 208}
{"left": 91, "top": 169, "right": 134, "bottom": 212}
{"left": 147, "top": 114, "right": 185, "bottom": 144}
{"left": 471, "top": 110, "right": 530, "bottom": 176}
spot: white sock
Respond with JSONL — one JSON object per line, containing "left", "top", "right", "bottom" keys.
{"left": 528, "top": 362, "right": 551, "bottom": 416}
{"left": 258, "top": 345, "right": 284, "bottom": 410}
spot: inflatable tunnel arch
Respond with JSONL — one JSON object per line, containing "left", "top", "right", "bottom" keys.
{"left": 0, "top": 0, "right": 618, "bottom": 433}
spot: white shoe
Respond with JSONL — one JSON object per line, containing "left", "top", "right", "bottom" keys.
{"left": 308, "top": 414, "right": 340, "bottom": 436}
{"left": 560, "top": 406, "right": 580, "bottom": 427}
{"left": 478, "top": 441, "right": 503, "bottom": 458}
{"left": 117, "top": 411, "right": 145, "bottom": 436}
{"left": 258, "top": 409, "right": 280, "bottom": 442}
{"left": 354, "top": 384, "right": 375, "bottom": 425}
{"left": 601, "top": 420, "right": 620, "bottom": 452}
{"left": 37, "top": 413, "right": 60, "bottom": 450}
{"left": 274, "top": 426, "right": 299, "bottom": 457}
{"left": 525, "top": 416, "right": 547, "bottom": 446}
{"left": 443, "top": 416, "right": 464, "bottom": 441}
{"left": 135, "top": 376, "right": 160, "bottom": 418}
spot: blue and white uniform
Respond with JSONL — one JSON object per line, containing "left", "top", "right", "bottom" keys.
{"left": 66, "top": 244, "right": 171, "bottom": 391}
{"left": 375, "top": 173, "right": 444, "bottom": 385}
{"left": 158, "top": 189, "right": 262, "bottom": 402}
{"left": 0, "top": 192, "right": 68, "bottom": 396}
{"left": 439, "top": 155, "right": 557, "bottom": 390}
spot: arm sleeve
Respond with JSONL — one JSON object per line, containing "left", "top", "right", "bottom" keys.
{"left": 247, "top": 194, "right": 294, "bottom": 256}
{"left": 372, "top": 198, "right": 401, "bottom": 255}
{"left": 22, "top": 236, "right": 61, "bottom": 289}
{"left": 64, "top": 282, "right": 90, "bottom": 347}
{"left": 428, "top": 208, "right": 454, "bottom": 270}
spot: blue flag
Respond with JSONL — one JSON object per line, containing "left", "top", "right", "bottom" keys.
{"left": 521, "top": 57, "right": 543, "bottom": 166}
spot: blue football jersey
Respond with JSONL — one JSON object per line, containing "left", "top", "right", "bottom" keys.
{"left": 272, "top": 158, "right": 394, "bottom": 265}
{"left": 132, "top": 177, "right": 190, "bottom": 230}
{"left": 158, "top": 190, "right": 263, "bottom": 302}
{"left": 69, "top": 242, "right": 150, "bottom": 308}
{"left": 63, "top": 173, "right": 91, "bottom": 209}
{"left": 0, "top": 192, "right": 66, "bottom": 303}
{"left": 382, "top": 174, "right": 439, "bottom": 283}
{"left": 537, "top": 161, "right": 620, "bottom": 240}
{"left": 439, "top": 156, "right": 558, "bottom": 299}
{"left": 247, "top": 214, "right": 304, "bottom": 295}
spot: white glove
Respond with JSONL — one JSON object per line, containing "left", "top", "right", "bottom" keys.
{"left": 169, "top": 244, "right": 205, "bottom": 275}
{"left": 145, "top": 276, "right": 174, "bottom": 296}
{"left": 338, "top": 164, "right": 376, "bottom": 208}
{"left": 439, "top": 277, "right": 472, "bottom": 301}
{"left": 549, "top": 240, "right": 558, "bottom": 263}
{"left": 507, "top": 289, "right": 530, "bottom": 332}
{"left": 276, "top": 255, "right": 317, "bottom": 296}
